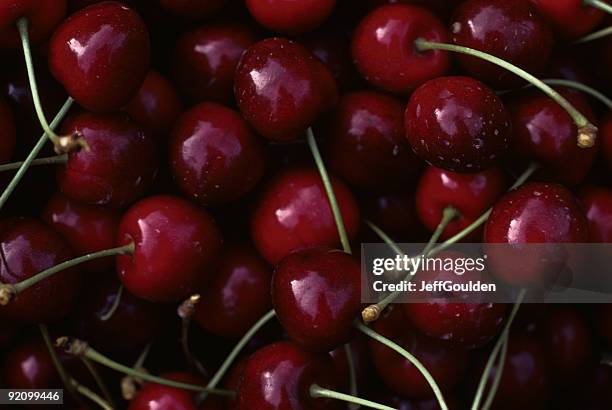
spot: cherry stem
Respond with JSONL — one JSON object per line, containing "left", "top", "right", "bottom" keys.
{"left": 80, "top": 357, "right": 117, "bottom": 409}
{"left": 306, "top": 127, "right": 352, "bottom": 254}
{"left": 540, "top": 79, "right": 612, "bottom": 110}
{"left": 121, "top": 342, "right": 152, "bottom": 400}
{"left": 355, "top": 322, "right": 449, "bottom": 410}
{"left": 344, "top": 343, "right": 358, "bottom": 407}
{"left": 481, "top": 336, "right": 509, "bottom": 410}
{"left": 310, "top": 384, "right": 394, "bottom": 410}
{"left": 178, "top": 294, "right": 208, "bottom": 376}
{"left": 72, "top": 381, "right": 113, "bottom": 410}
{"left": 414, "top": 38, "right": 598, "bottom": 148}
{"left": 364, "top": 220, "right": 405, "bottom": 256}
{"left": 99, "top": 283, "right": 124, "bottom": 322}
{"left": 573, "top": 25, "right": 612, "bottom": 44}
{"left": 0, "top": 154, "right": 68, "bottom": 172}
{"left": 0, "top": 97, "right": 73, "bottom": 212}
{"left": 38, "top": 325, "right": 81, "bottom": 403}
{"left": 584, "top": 0, "right": 612, "bottom": 14}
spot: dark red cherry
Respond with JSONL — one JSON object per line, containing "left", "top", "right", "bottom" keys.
{"left": 235, "top": 38, "right": 338, "bottom": 142}
{"left": 0, "top": 0, "right": 66, "bottom": 48}
{"left": 173, "top": 24, "right": 255, "bottom": 104}
{"left": 579, "top": 186, "right": 612, "bottom": 243}
{"left": 42, "top": 193, "right": 120, "bottom": 273}
{"left": 124, "top": 70, "right": 182, "bottom": 140}
{"left": 158, "top": 0, "right": 227, "bottom": 19}
{"left": 128, "top": 372, "right": 204, "bottom": 410}
{"left": 0, "top": 97, "right": 16, "bottom": 163}
{"left": 322, "top": 91, "right": 421, "bottom": 190}
{"left": 601, "top": 113, "right": 612, "bottom": 170}
{"left": 450, "top": 0, "right": 554, "bottom": 88}
{"left": 245, "top": 0, "right": 336, "bottom": 35}
{"left": 529, "top": 0, "right": 605, "bottom": 39}
{"left": 507, "top": 90, "right": 597, "bottom": 186}
{"left": 351, "top": 4, "right": 450, "bottom": 94}
{"left": 251, "top": 167, "right": 360, "bottom": 264}
{"left": 193, "top": 243, "right": 272, "bottom": 338}
{"left": 116, "top": 195, "right": 222, "bottom": 302}
{"left": 416, "top": 165, "right": 506, "bottom": 240}
{"left": 272, "top": 247, "right": 360, "bottom": 352}
{"left": 1, "top": 341, "right": 60, "bottom": 389}
{"left": 48, "top": 1, "right": 150, "bottom": 112}
{"left": 0, "top": 218, "right": 79, "bottom": 323}
{"left": 169, "top": 102, "right": 265, "bottom": 206}
{"left": 405, "top": 76, "right": 512, "bottom": 172}
{"left": 237, "top": 341, "right": 341, "bottom": 410}
{"left": 58, "top": 112, "right": 158, "bottom": 208}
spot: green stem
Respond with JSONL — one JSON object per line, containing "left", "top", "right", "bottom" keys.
{"left": 573, "top": 25, "right": 612, "bottom": 44}
{"left": 363, "top": 220, "right": 405, "bottom": 256}
{"left": 0, "top": 154, "right": 67, "bottom": 172}
{"left": 355, "top": 322, "right": 448, "bottom": 410}
{"left": 99, "top": 284, "right": 124, "bottom": 322}
{"left": 344, "top": 343, "right": 358, "bottom": 407}
{"left": 422, "top": 207, "right": 459, "bottom": 256}
{"left": 540, "top": 79, "right": 612, "bottom": 110}
{"left": 584, "top": 0, "right": 612, "bottom": 14}
{"left": 482, "top": 336, "right": 509, "bottom": 410}
{"left": 306, "top": 127, "right": 352, "bottom": 254}
{"left": 38, "top": 325, "right": 80, "bottom": 403}
{"left": 414, "top": 38, "right": 598, "bottom": 148}
{"left": 310, "top": 384, "right": 394, "bottom": 410}
{"left": 72, "top": 380, "right": 114, "bottom": 410}
{"left": 80, "top": 357, "right": 117, "bottom": 409}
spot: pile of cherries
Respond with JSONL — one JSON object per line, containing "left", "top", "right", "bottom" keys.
{"left": 0, "top": 0, "right": 611, "bottom": 409}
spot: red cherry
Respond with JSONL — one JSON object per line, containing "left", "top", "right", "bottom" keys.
{"left": 251, "top": 167, "right": 360, "bottom": 264}
{"left": 193, "top": 243, "right": 272, "bottom": 338}
{"left": 173, "top": 24, "right": 256, "bottom": 104}
{"left": 0, "top": 97, "right": 16, "bottom": 163}
{"left": 200, "top": 357, "right": 246, "bottom": 410}
{"left": 116, "top": 195, "right": 222, "bottom": 302}
{"left": 529, "top": 0, "right": 605, "bottom": 39}
{"left": 128, "top": 372, "right": 204, "bottom": 410}
{"left": 601, "top": 113, "right": 612, "bottom": 170}
{"left": 351, "top": 4, "right": 450, "bottom": 94}
{"left": 416, "top": 165, "right": 506, "bottom": 240}
{"left": 272, "top": 247, "right": 361, "bottom": 352}
{"left": 1, "top": 341, "right": 60, "bottom": 389}
{"left": 245, "top": 0, "right": 336, "bottom": 35}
{"left": 235, "top": 38, "right": 338, "bottom": 142}
{"left": 579, "top": 186, "right": 612, "bottom": 243}
{"left": 405, "top": 76, "right": 512, "bottom": 173}
{"left": 322, "top": 91, "right": 422, "bottom": 190}
{"left": 58, "top": 112, "right": 158, "bottom": 208}
{"left": 237, "top": 341, "right": 342, "bottom": 410}
{"left": 48, "top": 1, "right": 150, "bottom": 112}
{"left": 169, "top": 102, "right": 266, "bottom": 206}
{"left": 0, "top": 0, "right": 66, "bottom": 48}
{"left": 450, "top": 0, "right": 553, "bottom": 88}
{"left": 158, "top": 0, "right": 227, "bottom": 19}
{"left": 0, "top": 218, "right": 80, "bottom": 323}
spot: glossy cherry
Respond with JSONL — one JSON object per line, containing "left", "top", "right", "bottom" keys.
{"left": 405, "top": 76, "right": 512, "bottom": 172}
{"left": 0, "top": 218, "right": 79, "bottom": 323}
{"left": 173, "top": 24, "right": 255, "bottom": 104}
{"left": 169, "top": 102, "right": 266, "bottom": 206}
{"left": 351, "top": 4, "right": 450, "bottom": 94}
{"left": 128, "top": 372, "right": 204, "bottom": 410}
{"left": 0, "top": 0, "right": 66, "bottom": 48}
{"left": 579, "top": 186, "right": 612, "bottom": 243}
{"left": 416, "top": 165, "right": 506, "bottom": 240}
{"left": 529, "top": 0, "right": 606, "bottom": 39}
{"left": 48, "top": 1, "right": 150, "bottom": 112}
{"left": 193, "top": 243, "right": 272, "bottom": 338}
{"left": 251, "top": 167, "right": 360, "bottom": 264}
{"left": 158, "top": 0, "right": 227, "bottom": 19}
{"left": 245, "top": 0, "right": 336, "bottom": 35}
{"left": 58, "top": 112, "right": 158, "bottom": 208}
{"left": 322, "top": 91, "right": 421, "bottom": 190}
{"left": 234, "top": 38, "right": 338, "bottom": 142}
{"left": 0, "top": 97, "right": 16, "bottom": 163}
{"left": 450, "top": 0, "right": 554, "bottom": 88}
{"left": 1, "top": 341, "right": 60, "bottom": 389}
{"left": 116, "top": 195, "right": 222, "bottom": 302}
{"left": 272, "top": 247, "right": 361, "bottom": 352}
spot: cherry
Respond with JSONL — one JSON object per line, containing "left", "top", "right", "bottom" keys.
{"left": 405, "top": 76, "right": 512, "bottom": 173}
{"left": 193, "top": 243, "right": 272, "bottom": 338}
{"left": 529, "top": 0, "right": 606, "bottom": 39}
{"left": 450, "top": 0, "right": 554, "bottom": 88}
{"left": 237, "top": 341, "right": 342, "bottom": 410}
{"left": 245, "top": 0, "right": 336, "bottom": 35}
{"left": 251, "top": 167, "right": 360, "bottom": 264}
{"left": 322, "top": 90, "right": 421, "bottom": 191}
{"left": 58, "top": 112, "right": 158, "bottom": 209}
{"left": 128, "top": 372, "right": 204, "bottom": 410}
{"left": 351, "top": 4, "right": 450, "bottom": 94}
{"left": 116, "top": 195, "right": 222, "bottom": 302}
{"left": 158, "top": 0, "right": 227, "bottom": 19}
{"left": 0, "top": 218, "right": 80, "bottom": 323}
{"left": 416, "top": 165, "right": 506, "bottom": 241}
{"left": 234, "top": 37, "right": 338, "bottom": 142}
{"left": 48, "top": 1, "right": 150, "bottom": 112}
{"left": 0, "top": 0, "right": 66, "bottom": 48}
{"left": 0, "top": 97, "right": 16, "bottom": 163}
{"left": 272, "top": 247, "right": 361, "bottom": 352}
{"left": 173, "top": 24, "right": 255, "bottom": 104}
{"left": 579, "top": 186, "right": 612, "bottom": 243}
{"left": 1, "top": 340, "right": 61, "bottom": 389}
{"left": 169, "top": 102, "right": 266, "bottom": 206}
{"left": 601, "top": 113, "right": 612, "bottom": 170}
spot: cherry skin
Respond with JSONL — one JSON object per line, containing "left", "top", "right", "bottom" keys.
{"left": 322, "top": 91, "right": 421, "bottom": 191}
{"left": 450, "top": 0, "right": 554, "bottom": 88}
{"left": 173, "top": 24, "right": 256, "bottom": 104}
{"left": 128, "top": 372, "right": 204, "bottom": 410}
{"left": 1, "top": 341, "right": 60, "bottom": 389}
{"left": 48, "top": 1, "right": 150, "bottom": 112}
{"left": 234, "top": 38, "right": 338, "bottom": 142}
{"left": 237, "top": 341, "right": 342, "bottom": 410}
{"left": 169, "top": 102, "right": 266, "bottom": 206}
{"left": 601, "top": 113, "right": 612, "bottom": 171}
{"left": 0, "top": 218, "right": 80, "bottom": 323}
{"left": 58, "top": 112, "right": 158, "bottom": 209}
{"left": 245, "top": 0, "right": 336, "bottom": 35}
{"left": 416, "top": 165, "right": 506, "bottom": 241}
{"left": 158, "top": 0, "right": 227, "bottom": 19}
{"left": 251, "top": 167, "right": 360, "bottom": 264}
{"left": 405, "top": 76, "right": 512, "bottom": 173}
{"left": 351, "top": 4, "right": 450, "bottom": 94}
{"left": 272, "top": 247, "right": 361, "bottom": 352}
{"left": 579, "top": 186, "right": 612, "bottom": 243}
{"left": 0, "top": 97, "right": 16, "bottom": 163}
{"left": 0, "top": 0, "right": 66, "bottom": 48}
{"left": 193, "top": 243, "right": 272, "bottom": 338}
{"left": 116, "top": 195, "right": 222, "bottom": 302}
{"left": 529, "top": 0, "right": 605, "bottom": 39}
